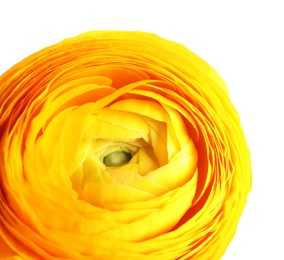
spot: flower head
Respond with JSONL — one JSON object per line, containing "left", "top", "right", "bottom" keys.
{"left": 0, "top": 31, "right": 251, "bottom": 259}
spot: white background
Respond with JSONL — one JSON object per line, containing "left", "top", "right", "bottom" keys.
{"left": 0, "top": 1, "right": 283, "bottom": 259}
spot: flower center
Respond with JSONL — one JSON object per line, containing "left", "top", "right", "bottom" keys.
{"left": 103, "top": 151, "right": 132, "bottom": 167}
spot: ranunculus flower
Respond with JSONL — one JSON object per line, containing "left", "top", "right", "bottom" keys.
{"left": 0, "top": 31, "right": 251, "bottom": 259}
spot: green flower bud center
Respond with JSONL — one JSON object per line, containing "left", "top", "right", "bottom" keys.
{"left": 103, "top": 151, "right": 132, "bottom": 167}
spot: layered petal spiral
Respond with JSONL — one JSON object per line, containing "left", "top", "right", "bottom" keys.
{"left": 0, "top": 31, "right": 251, "bottom": 260}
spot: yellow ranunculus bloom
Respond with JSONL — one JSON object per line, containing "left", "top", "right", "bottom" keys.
{"left": 0, "top": 31, "right": 251, "bottom": 259}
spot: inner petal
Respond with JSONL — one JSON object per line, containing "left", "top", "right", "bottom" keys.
{"left": 29, "top": 95, "right": 197, "bottom": 208}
